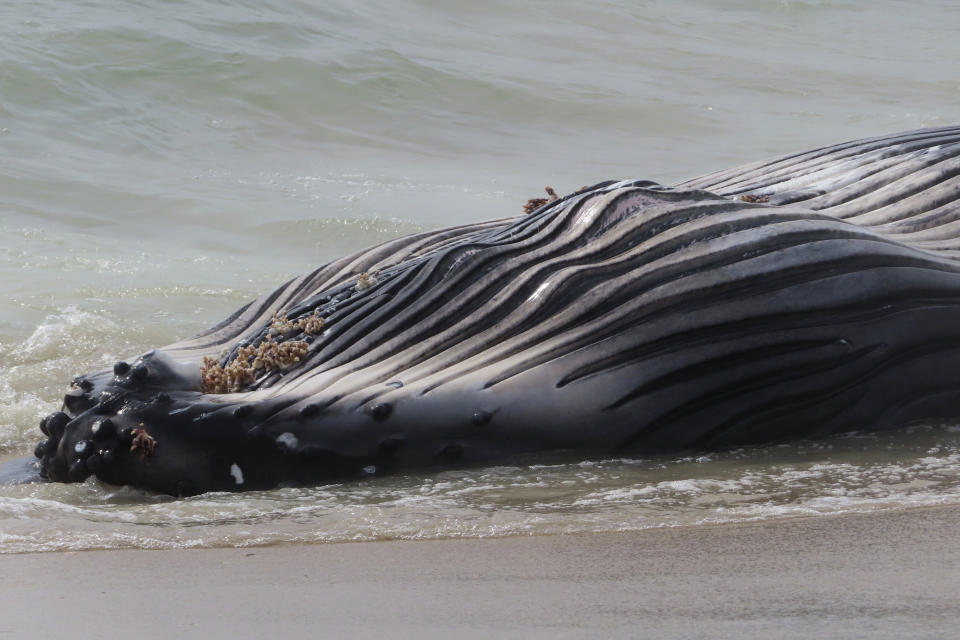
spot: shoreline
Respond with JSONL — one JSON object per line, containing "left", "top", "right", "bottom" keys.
{"left": 4, "top": 503, "right": 959, "bottom": 639}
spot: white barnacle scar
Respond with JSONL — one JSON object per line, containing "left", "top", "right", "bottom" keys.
{"left": 276, "top": 432, "right": 299, "bottom": 450}
{"left": 229, "top": 463, "right": 244, "bottom": 485}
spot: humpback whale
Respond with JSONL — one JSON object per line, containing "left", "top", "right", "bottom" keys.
{"left": 29, "top": 126, "right": 960, "bottom": 495}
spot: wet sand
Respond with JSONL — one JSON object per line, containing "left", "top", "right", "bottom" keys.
{"left": 2, "top": 505, "right": 958, "bottom": 639}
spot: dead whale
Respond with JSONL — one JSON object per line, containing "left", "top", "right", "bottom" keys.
{"left": 30, "top": 125, "right": 960, "bottom": 495}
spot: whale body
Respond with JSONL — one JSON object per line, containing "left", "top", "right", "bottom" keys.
{"left": 32, "top": 126, "right": 960, "bottom": 495}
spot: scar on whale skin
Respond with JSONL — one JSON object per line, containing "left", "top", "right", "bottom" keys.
{"left": 27, "top": 124, "right": 960, "bottom": 495}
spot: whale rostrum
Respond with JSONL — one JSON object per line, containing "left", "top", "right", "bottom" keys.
{"left": 34, "top": 126, "right": 960, "bottom": 495}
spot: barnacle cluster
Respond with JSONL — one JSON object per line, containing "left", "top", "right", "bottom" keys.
{"left": 200, "top": 313, "right": 316, "bottom": 394}
{"left": 523, "top": 186, "right": 560, "bottom": 214}
{"left": 268, "top": 310, "right": 325, "bottom": 337}
{"left": 739, "top": 194, "right": 770, "bottom": 203}
{"left": 201, "top": 353, "right": 255, "bottom": 394}
{"left": 299, "top": 309, "right": 325, "bottom": 335}
{"left": 268, "top": 311, "right": 298, "bottom": 336}
{"left": 130, "top": 423, "right": 156, "bottom": 458}
{"left": 355, "top": 270, "right": 380, "bottom": 291}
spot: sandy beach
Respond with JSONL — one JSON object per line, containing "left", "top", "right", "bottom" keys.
{"left": 2, "top": 504, "right": 958, "bottom": 639}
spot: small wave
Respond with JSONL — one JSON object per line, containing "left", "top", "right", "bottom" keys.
{"left": 2, "top": 426, "right": 959, "bottom": 553}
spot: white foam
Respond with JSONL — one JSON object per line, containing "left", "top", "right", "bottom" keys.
{"left": 2, "top": 426, "right": 959, "bottom": 553}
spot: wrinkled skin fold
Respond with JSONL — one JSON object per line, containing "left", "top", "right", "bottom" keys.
{"left": 32, "top": 126, "right": 960, "bottom": 495}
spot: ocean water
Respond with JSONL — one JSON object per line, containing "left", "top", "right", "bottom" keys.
{"left": 2, "top": 0, "right": 959, "bottom": 553}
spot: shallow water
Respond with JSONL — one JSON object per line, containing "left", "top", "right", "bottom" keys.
{"left": 2, "top": 0, "right": 960, "bottom": 553}
{"left": 2, "top": 426, "right": 960, "bottom": 553}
